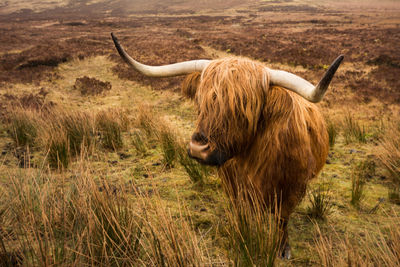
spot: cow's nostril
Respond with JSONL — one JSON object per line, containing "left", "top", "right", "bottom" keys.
{"left": 192, "top": 131, "right": 208, "bottom": 144}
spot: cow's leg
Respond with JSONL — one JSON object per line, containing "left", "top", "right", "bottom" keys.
{"left": 277, "top": 180, "right": 309, "bottom": 260}
{"left": 280, "top": 219, "right": 291, "bottom": 259}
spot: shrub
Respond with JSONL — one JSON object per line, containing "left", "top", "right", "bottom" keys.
{"left": 73, "top": 76, "right": 111, "bottom": 95}
{"left": 307, "top": 183, "right": 333, "bottom": 220}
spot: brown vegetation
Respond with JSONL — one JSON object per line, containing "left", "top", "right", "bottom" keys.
{"left": 0, "top": 163, "right": 215, "bottom": 266}
{"left": 314, "top": 217, "right": 400, "bottom": 267}
{"left": 0, "top": 89, "right": 54, "bottom": 119}
{"left": 73, "top": 76, "right": 111, "bottom": 95}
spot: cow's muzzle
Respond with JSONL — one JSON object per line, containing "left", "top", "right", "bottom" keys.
{"left": 188, "top": 132, "right": 231, "bottom": 166}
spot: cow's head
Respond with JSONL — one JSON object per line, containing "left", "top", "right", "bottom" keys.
{"left": 111, "top": 33, "right": 343, "bottom": 166}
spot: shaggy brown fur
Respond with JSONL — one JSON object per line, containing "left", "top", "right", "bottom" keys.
{"left": 184, "top": 56, "right": 329, "bottom": 244}
{"left": 195, "top": 58, "right": 269, "bottom": 154}
{"left": 181, "top": 72, "right": 201, "bottom": 99}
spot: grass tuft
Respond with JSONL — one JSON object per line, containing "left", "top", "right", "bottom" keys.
{"left": 142, "top": 196, "right": 210, "bottom": 266}
{"left": 158, "top": 125, "right": 178, "bottom": 168}
{"left": 131, "top": 130, "right": 148, "bottom": 155}
{"left": 326, "top": 119, "right": 338, "bottom": 147}
{"left": 350, "top": 161, "right": 368, "bottom": 207}
{"left": 225, "top": 181, "right": 283, "bottom": 266}
{"left": 177, "top": 144, "right": 209, "bottom": 183}
{"left": 307, "top": 182, "right": 333, "bottom": 220}
{"left": 57, "top": 110, "right": 95, "bottom": 156}
{"left": 6, "top": 106, "right": 131, "bottom": 169}
{"left": 343, "top": 114, "right": 367, "bottom": 144}
{"left": 135, "top": 105, "right": 159, "bottom": 139}
{"left": 7, "top": 108, "right": 38, "bottom": 147}
{"left": 96, "top": 109, "right": 126, "bottom": 151}
{"left": 46, "top": 127, "right": 70, "bottom": 169}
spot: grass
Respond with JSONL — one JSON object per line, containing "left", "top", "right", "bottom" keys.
{"left": 46, "top": 127, "right": 70, "bottom": 169}
{"left": 326, "top": 119, "right": 338, "bottom": 147}
{"left": 158, "top": 125, "right": 178, "bottom": 168}
{"left": 313, "top": 215, "right": 400, "bottom": 267}
{"left": 131, "top": 130, "right": 148, "bottom": 155}
{"left": 7, "top": 108, "right": 39, "bottom": 147}
{"left": 343, "top": 114, "right": 367, "bottom": 144}
{"left": 56, "top": 110, "right": 95, "bottom": 156}
{"left": 224, "top": 181, "right": 283, "bottom": 267}
{"left": 350, "top": 161, "right": 369, "bottom": 207}
{"left": 135, "top": 105, "right": 159, "bottom": 139}
{"left": 307, "top": 182, "right": 333, "bottom": 220}
{"left": 96, "top": 109, "right": 127, "bottom": 151}
{"left": 0, "top": 161, "right": 215, "bottom": 266}
{"left": 4, "top": 106, "right": 130, "bottom": 169}
{"left": 177, "top": 144, "right": 209, "bottom": 184}
{"left": 2, "top": 55, "right": 400, "bottom": 267}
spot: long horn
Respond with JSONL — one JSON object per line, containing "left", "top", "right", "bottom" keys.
{"left": 268, "top": 55, "right": 344, "bottom": 103}
{"left": 111, "top": 33, "right": 210, "bottom": 77}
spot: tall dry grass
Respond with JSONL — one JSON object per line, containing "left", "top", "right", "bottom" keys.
{"left": 130, "top": 130, "right": 148, "bottom": 155}
{"left": 350, "top": 159, "right": 376, "bottom": 207}
{"left": 46, "top": 127, "right": 70, "bottom": 169}
{"left": 0, "top": 161, "right": 215, "bottom": 266}
{"left": 7, "top": 108, "right": 40, "bottom": 147}
{"left": 350, "top": 164, "right": 367, "bottom": 208}
{"left": 55, "top": 110, "right": 96, "bottom": 156}
{"left": 96, "top": 108, "right": 129, "bottom": 151}
{"left": 40, "top": 109, "right": 96, "bottom": 168}
{"left": 314, "top": 213, "right": 400, "bottom": 267}
{"left": 135, "top": 104, "right": 160, "bottom": 139}
{"left": 5, "top": 107, "right": 130, "bottom": 169}
{"left": 224, "top": 181, "right": 283, "bottom": 266}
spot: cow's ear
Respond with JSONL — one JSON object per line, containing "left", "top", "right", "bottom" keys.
{"left": 181, "top": 72, "right": 201, "bottom": 100}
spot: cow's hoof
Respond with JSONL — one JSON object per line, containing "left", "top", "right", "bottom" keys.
{"left": 281, "top": 243, "right": 291, "bottom": 260}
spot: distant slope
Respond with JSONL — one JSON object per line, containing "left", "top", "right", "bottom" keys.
{"left": 0, "top": 0, "right": 255, "bottom": 16}
{"left": 0, "top": 0, "right": 68, "bottom": 14}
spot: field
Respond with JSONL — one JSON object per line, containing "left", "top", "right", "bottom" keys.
{"left": 0, "top": 0, "right": 399, "bottom": 266}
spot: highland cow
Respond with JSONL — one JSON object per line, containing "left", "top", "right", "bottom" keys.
{"left": 111, "top": 33, "right": 343, "bottom": 259}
